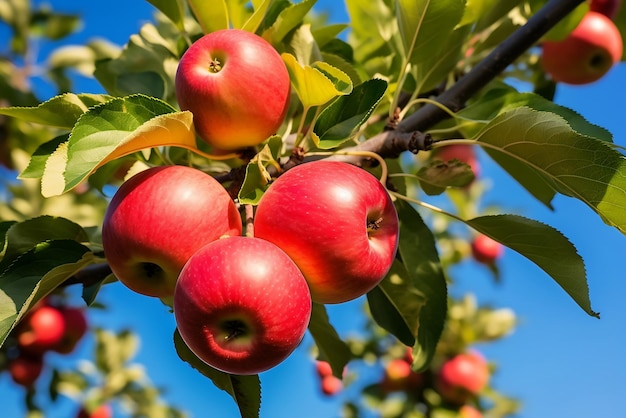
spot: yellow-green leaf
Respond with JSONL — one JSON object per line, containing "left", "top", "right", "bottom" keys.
{"left": 187, "top": 0, "right": 228, "bottom": 33}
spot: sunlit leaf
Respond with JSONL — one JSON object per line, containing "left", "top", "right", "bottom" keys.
{"left": 0, "top": 240, "right": 96, "bottom": 347}
{"left": 145, "top": 0, "right": 186, "bottom": 30}
{"left": 308, "top": 303, "right": 351, "bottom": 378}
{"left": 262, "top": 0, "right": 316, "bottom": 43}
{"left": 466, "top": 214, "right": 598, "bottom": 317}
{"left": 476, "top": 106, "right": 626, "bottom": 233}
{"left": 313, "top": 78, "right": 387, "bottom": 149}
{"left": 417, "top": 159, "right": 475, "bottom": 195}
{"left": 36, "top": 95, "right": 197, "bottom": 197}
{"left": 282, "top": 53, "right": 353, "bottom": 108}
{"left": 238, "top": 136, "right": 282, "bottom": 205}
{"left": 0, "top": 93, "right": 113, "bottom": 129}
{"left": 242, "top": 0, "right": 272, "bottom": 33}
{"left": 174, "top": 330, "right": 261, "bottom": 418}
{"left": 187, "top": 0, "right": 228, "bottom": 33}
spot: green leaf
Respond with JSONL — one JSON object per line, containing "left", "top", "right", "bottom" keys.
{"left": 0, "top": 93, "right": 113, "bottom": 129}
{"left": 312, "top": 24, "right": 349, "bottom": 48}
{"left": 174, "top": 330, "right": 261, "bottom": 418}
{"left": 417, "top": 159, "right": 475, "bottom": 195}
{"left": 395, "top": 0, "right": 465, "bottom": 68}
{"left": 37, "top": 95, "right": 196, "bottom": 197}
{"left": 367, "top": 259, "right": 425, "bottom": 346}
{"left": 187, "top": 0, "right": 228, "bottom": 33}
{"left": 308, "top": 303, "right": 351, "bottom": 378}
{"left": 262, "top": 0, "right": 316, "bottom": 43}
{"left": 395, "top": 200, "right": 447, "bottom": 372}
{"left": 282, "top": 53, "right": 353, "bottom": 108}
{"left": 242, "top": 0, "right": 273, "bottom": 33}
{"left": 145, "top": 0, "right": 186, "bottom": 30}
{"left": 20, "top": 134, "right": 69, "bottom": 179}
{"left": 0, "top": 216, "right": 89, "bottom": 271}
{"left": 466, "top": 215, "right": 598, "bottom": 317}
{"left": 238, "top": 136, "right": 282, "bottom": 205}
{"left": 29, "top": 9, "right": 81, "bottom": 40}
{"left": 476, "top": 106, "right": 626, "bottom": 233}
{"left": 0, "top": 240, "right": 95, "bottom": 347}
{"left": 313, "top": 78, "right": 387, "bottom": 149}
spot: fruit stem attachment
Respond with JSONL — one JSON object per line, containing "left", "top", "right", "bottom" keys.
{"left": 307, "top": 150, "right": 389, "bottom": 187}
{"left": 244, "top": 205, "right": 254, "bottom": 238}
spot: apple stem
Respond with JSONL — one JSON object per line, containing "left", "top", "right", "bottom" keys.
{"left": 367, "top": 217, "right": 383, "bottom": 233}
{"left": 222, "top": 319, "right": 248, "bottom": 341}
{"left": 245, "top": 205, "right": 254, "bottom": 238}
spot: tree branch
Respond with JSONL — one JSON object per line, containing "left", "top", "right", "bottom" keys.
{"left": 333, "top": 0, "right": 586, "bottom": 164}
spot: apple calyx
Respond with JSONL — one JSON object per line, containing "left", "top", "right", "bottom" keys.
{"left": 209, "top": 58, "right": 223, "bottom": 73}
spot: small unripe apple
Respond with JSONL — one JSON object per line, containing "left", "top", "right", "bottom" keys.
{"left": 175, "top": 29, "right": 291, "bottom": 151}
{"left": 590, "top": 0, "right": 621, "bottom": 19}
{"left": 102, "top": 165, "right": 242, "bottom": 298}
{"left": 321, "top": 375, "right": 343, "bottom": 396}
{"left": 541, "top": 11, "right": 623, "bottom": 85}
{"left": 254, "top": 161, "right": 399, "bottom": 304}
{"left": 8, "top": 353, "right": 44, "bottom": 387}
{"left": 174, "top": 236, "right": 312, "bottom": 375}
{"left": 53, "top": 306, "right": 88, "bottom": 354}
{"left": 436, "top": 352, "right": 490, "bottom": 405}
{"left": 16, "top": 305, "right": 66, "bottom": 354}
{"left": 471, "top": 234, "right": 504, "bottom": 265}
{"left": 76, "top": 403, "right": 113, "bottom": 418}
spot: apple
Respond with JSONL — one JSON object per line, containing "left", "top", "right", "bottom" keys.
{"left": 53, "top": 306, "right": 88, "bottom": 354}
{"left": 316, "top": 360, "right": 333, "bottom": 378}
{"left": 381, "top": 358, "right": 423, "bottom": 393}
{"left": 541, "top": 11, "right": 623, "bottom": 85}
{"left": 321, "top": 375, "right": 343, "bottom": 396}
{"left": 174, "top": 236, "right": 312, "bottom": 375}
{"left": 590, "top": 0, "right": 621, "bottom": 19}
{"left": 254, "top": 161, "right": 399, "bottom": 304}
{"left": 102, "top": 165, "right": 242, "bottom": 298}
{"left": 471, "top": 234, "right": 504, "bottom": 265}
{"left": 8, "top": 353, "right": 44, "bottom": 387}
{"left": 77, "top": 404, "right": 113, "bottom": 418}
{"left": 433, "top": 144, "right": 480, "bottom": 180}
{"left": 175, "top": 29, "right": 291, "bottom": 151}
{"left": 460, "top": 405, "right": 483, "bottom": 418}
{"left": 436, "top": 352, "right": 490, "bottom": 405}
{"left": 16, "top": 305, "right": 66, "bottom": 354}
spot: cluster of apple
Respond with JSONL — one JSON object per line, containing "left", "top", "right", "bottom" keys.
{"left": 101, "top": 29, "right": 400, "bottom": 375}
{"left": 76, "top": 404, "right": 112, "bottom": 418}
{"left": 376, "top": 348, "right": 489, "bottom": 417}
{"left": 541, "top": 0, "right": 623, "bottom": 85}
{"left": 315, "top": 360, "right": 344, "bottom": 396}
{"left": 2, "top": 298, "right": 88, "bottom": 388}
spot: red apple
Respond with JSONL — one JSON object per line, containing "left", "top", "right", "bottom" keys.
{"left": 254, "top": 161, "right": 399, "bottom": 304}
{"left": 16, "top": 305, "right": 66, "bottom": 354}
{"left": 316, "top": 360, "right": 333, "bottom": 378}
{"left": 436, "top": 352, "right": 490, "bottom": 405}
{"left": 77, "top": 403, "right": 112, "bottom": 418}
{"left": 321, "top": 375, "right": 343, "bottom": 396}
{"left": 590, "top": 0, "right": 621, "bottom": 19}
{"left": 381, "top": 358, "right": 423, "bottom": 393}
{"left": 433, "top": 144, "right": 480, "bottom": 180}
{"left": 102, "top": 165, "right": 242, "bottom": 298}
{"left": 53, "top": 307, "right": 88, "bottom": 354}
{"left": 174, "top": 236, "right": 312, "bottom": 375}
{"left": 541, "top": 11, "right": 623, "bottom": 85}
{"left": 8, "top": 353, "right": 44, "bottom": 387}
{"left": 471, "top": 234, "right": 504, "bottom": 265}
{"left": 175, "top": 29, "right": 291, "bottom": 151}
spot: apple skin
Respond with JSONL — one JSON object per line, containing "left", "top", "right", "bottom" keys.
{"left": 102, "top": 165, "right": 242, "bottom": 298}
{"left": 174, "top": 236, "right": 312, "bottom": 375}
{"left": 53, "top": 307, "right": 88, "bottom": 354}
{"left": 77, "top": 404, "right": 113, "bottom": 418}
{"left": 321, "top": 375, "right": 343, "bottom": 396}
{"left": 254, "top": 161, "right": 399, "bottom": 304}
{"left": 541, "top": 11, "right": 623, "bottom": 85}
{"left": 460, "top": 405, "right": 483, "bottom": 418}
{"left": 436, "top": 352, "right": 489, "bottom": 405}
{"left": 16, "top": 305, "right": 66, "bottom": 354}
{"left": 590, "top": 0, "right": 621, "bottom": 19}
{"left": 471, "top": 234, "right": 503, "bottom": 265}
{"left": 8, "top": 353, "right": 44, "bottom": 387}
{"left": 175, "top": 29, "right": 291, "bottom": 151}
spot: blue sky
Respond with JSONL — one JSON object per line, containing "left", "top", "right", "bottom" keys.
{"left": 1, "top": 1, "right": 626, "bottom": 417}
